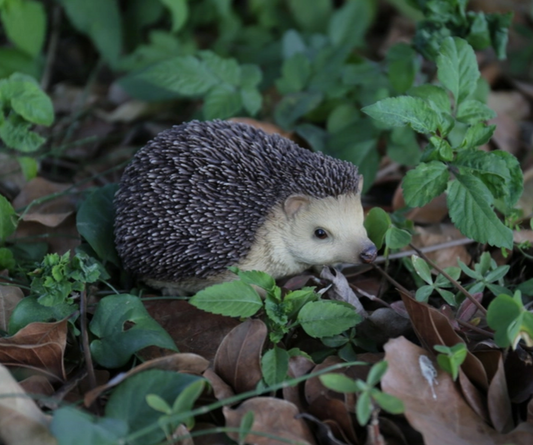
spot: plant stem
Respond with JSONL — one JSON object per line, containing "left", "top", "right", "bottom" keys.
{"left": 80, "top": 288, "right": 97, "bottom": 392}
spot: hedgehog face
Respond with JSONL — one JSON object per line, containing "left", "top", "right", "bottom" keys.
{"left": 282, "top": 193, "right": 377, "bottom": 267}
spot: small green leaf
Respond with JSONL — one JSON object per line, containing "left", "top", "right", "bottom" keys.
{"left": 228, "top": 268, "right": 276, "bottom": 291}
{"left": 362, "top": 96, "right": 439, "bottom": 134}
{"left": 461, "top": 123, "right": 495, "bottom": 149}
{"left": 160, "top": 0, "right": 188, "bottom": 33}
{"left": 90, "top": 294, "right": 178, "bottom": 368}
{"left": 356, "top": 390, "right": 372, "bottom": 425}
{"left": 447, "top": 173, "right": 513, "bottom": 249}
{"left": 203, "top": 84, "right": 242, "bottom": 120}
{"left": 146, "top": 394, "right": 171, "bottom": 414}
{"left": 402, "top": 161, "right": 449, "bottom": 207}
{"left": 6, "top": 78, "right": 54, "bottom": 126}
{"left": 456, "top": 100, "right": 496, "bottom": 124}
{"left": 276, "top": 53, "right": 311, "bottom": 94}
{"left": 240, "top": 87, "right": 262, "bottom": 116}
{"left": 0, "top": 195, "right": 17, "bottom": 241}
{"left": 412, "top": 256, "right": 433, "bottom": 285}
{"left": 364, "top": 207, "right": 390, "bottom": 250}
{"left": 319, "top": 373, "right": 358, "bottom": 393}
{"left": 386, "top": 43, "right": 418, "bottom": 93}
{"left": 408, "top": 84, "right": 451, "bottom": 114}
{"left": 239, "top": 411, "right": 255, "bottom": 444}
{"left": 189, "top": 281, "right": 263, "bottom": 318}
{"left": 367, "top": 361, "right": 388, "bottom": 387}
{"left": 437, "top": 37, "right": 479, "bottom": 105}
{"left": 371, "top": 390, "right": 404, "bottom": 414}
{"left": 171, "top": 379, "right": 206, "bottom": 415}
{"left": 261, "top": 346, "right": 289, "bottom": 386}
{"left": 17, "top": 156, "right": 38, "bottom": 180}
{"left": 1, "top": 0, "right": 46, "bottom": 57}
{"left": 298, "top": 301, "right": 361, "bottom": 338}
{"left": 387, "top": 126, "right": 421, "bottom": 166}
{"left": 385, "top": 227, "right": 412, "bottom": 250}
{"left": 415, "top": 285, "right": 434, "bottom": 302}
{"left": 274, "top": 91, "right": 323, "bottom": 130}
{"left": 0, "top": 115, "right": 45, "bottom": 152}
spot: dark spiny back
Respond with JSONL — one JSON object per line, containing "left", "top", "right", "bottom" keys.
{"left": 114, "top": 120, "right": 360, "bottom": 280}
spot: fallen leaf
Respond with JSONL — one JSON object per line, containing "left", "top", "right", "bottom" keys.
{"left": 487, "top": 354, "right": 513, "bottom": 433}
{"left": 203, "top": 368, "right": 235, "bottom": 401}
{"left": 0, "top": 285, "right": 24, "bottom": 332}
{"left": 19, "top": 375, "right": 55, "bottom": 399}
{"left": 223, "top": 397, "right": 316, "bottom": 445}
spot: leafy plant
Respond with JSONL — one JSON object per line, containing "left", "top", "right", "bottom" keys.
{"left": 412, "top": 255, "right": 461, "bottom": 305}
{"left": 320, "top": 361, "right": 404, "bottom": 425}
{"left": 458, "top": 251, "right": 511, "bottom": 297}
{"left": 363, "top": 36, "right": 522, "bottom": 249}
{"left": 433, "top": 343, "right": 467, "bottom": 380}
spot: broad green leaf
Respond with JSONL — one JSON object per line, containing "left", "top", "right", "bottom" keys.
{"left": 51, "top": 407, "right": 128, "bottom": 445}
{"left": 466, "top": 12, "right": 491, "bottom": 49}
{"left": 189, "top": 281, "right": 262, "bottom": 318}
{"left": 5, "top": 76, "right": 54, "bottom": 125}
{"left": 0, "top": 195, "right": 17, "bottom": 241}
{"left": 298, "top": 301, "right": 361, "bottom": 338}
{"left": 241, "top": 87, "right": 262, "bottom": 116}
{"left": 408, "top": 85, "right": 451, "bottom": 114}
{"left": 461, "top": 123, "right": 495, "bottom": 149}
{"left": 319, "top": 373, "right": 358, "bottom": 393}
{"left": 105, "top": 370, "right": 200, "bottom": 445}
{"left": 0, "top": 47, "right": 42, "bottom": 79}
{"left": 456, "top": 99, "right": 496, "bottom": 124}
{"left": 261, "top": 346, "right": 289, "bottom": 386}
{"left": 362, "top": 96, "right": 439, "bottom": 134}
{"left": 411, "top": 256, "right": 433, "bottom": 285}
{"left": 76, "top": 184, "right": 121, "bottom": 266}
{"left": 274, "top": 91, "right": 323, "bottom": 130}
{"left": 228, "top": 268, "right": 276, "bottom": 291}
{"left": 90, "top": 294, "right": 178, "bottom": 368}
{"left": 437, "top": 37, "right": 479, "bottom": 105}
{"left": 364, "top": 207, "right": 390, "bottom": 250}
{"left": 385, "top": 227, "right": 412, "bottom": 250}
{"left": 240, "top": 64, "right": 262, "bottom": 89}
{"left": 492, "top": 151, "right": 523, "bottom": 209}
{"left": 160, "top": 0, "right": 188, "bottom": 33}
{"left": 0, "top": 247, "right": 16, "bottom": 270}
{"left": 402, "top": 161, "right": 449, "bottom": 207}
{"left": 0, "top": 115, "right": 45, "bottom": 152}
{"left": 386, "top": 43, "right": 418, "bottom": 93}
{"left": 18, "top": 156, "right": 38, "bottom": 180}
{"left": 487, "top": 294, "right": 522, "bottom": 348}
{"left": 288, "top": 0, "right": 331, "bottom": 33}
{"left": 447, "top": 173, "right": 513, "bottom": 249}
{"left": 282, "top": 29, "right": 306, "bottom": 59}
{"left": 328, "top": 0, "right": 374, "bottom": 47}
{"left": 276, "top": 53, "right": 311, "bottom": 94}
{"left": 1, "top": 0, "right": 46, "bottom": 57}
{"left": 295, "top": 124, "right": 328, "bottom": 152}
{"left": 327, "top": 104, "right": 359, "bottom": 133}
{"left": 284, "top": 288, "right": 318, "bottom": 319}
{"left": 203, "top": 84, "right": 242, "bottom": 120}
{"left": 199, "top": 51, "right": 241, "bottom": 86}
{"left": 57, "top": 0, "right": 122, "bottom": 67}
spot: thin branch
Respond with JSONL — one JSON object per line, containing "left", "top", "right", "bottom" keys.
{"left": 456, "top": 319, "right": 494, "bottom": 338}
{"left": 409, "top": 243, "right": 487, "bottom": 315}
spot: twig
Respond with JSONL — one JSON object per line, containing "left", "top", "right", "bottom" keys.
{"left": 80, "top": 288, "right": 97, "bottom": 392}
{"left": 409, "top": 243, "right": 487, "bottom": 315}
{"left": 456, "top": 319, "right": 494, "bottom": 338}
{"left": 41, "top": 5, "right": 62, "bottom": 91}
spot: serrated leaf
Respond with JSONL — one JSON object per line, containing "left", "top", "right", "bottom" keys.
{"left": 456, "top": 99, "right": 496, "bottom": 124}
{"left": 437, "top": 37, "right": 479, "bottom": 105}
{"left": 240, "top": 87, "right": 262, "bottom": 116}
{"left": 0, "top": 116, "right": 44, "bottom": 152}
{"left": 461, "top": 122, "right": 495, "bottom": 149}
{"left": 364, "top": 207, "right": 390, "bottom": 250}
{"left": 261, "top": 346, "right": 289, "bottom": 386}
{"left": 203, "top": 84, "right": 242, "bottom": 120}
{"left": 298, "top": 301, "right": 361, "bottom": 338}
{"left": 89, "top": 294, "right": 178, "bottom": 368}
{"left": 319, "top": 373, "right": 358, "bottom": 393}
{"left": 240, "top": 64, "right": 262, "bottom": 88}
{"left": 0, "top": 195, "right": 17, "bottom": 241}
{"left": 189, "top": 281, "right": 262, "bottom": 318}
{"left": 362, "top": 96, "right": 439, "bottom": 134}
{"left": 199, "top": 51, "right": 241, "bottom": 86}
{"left": 408, "top": 85, "right": 451, "bottom": 114}
{"left": 160, "top": 0, "right": 188, "bottom": 33}
{"left": 491, "top": 151, "right": 523, "bottom": 209}
{"left": 402, "top": 161, "right": 449, "bottom": 207}
{"left": 447, "top": 173, "right": 513, "bottom": 249}
{"left": 229, "top": 268, "right": 276, "bottom": 291}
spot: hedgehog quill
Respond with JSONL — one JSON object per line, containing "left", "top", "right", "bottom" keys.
{"left": 114, "top": 120, "right": 377, "bottom": 295}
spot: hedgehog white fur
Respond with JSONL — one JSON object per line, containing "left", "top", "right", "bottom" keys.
{"left": 114, "top": 120, "right": 377, "bottom": 295}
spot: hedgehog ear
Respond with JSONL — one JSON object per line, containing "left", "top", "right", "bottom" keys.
{"left": 283, "top": 195, "right": 310, "bottom": 218}
{"left": 357, "top": 176, "right": 364, "bottom": 194}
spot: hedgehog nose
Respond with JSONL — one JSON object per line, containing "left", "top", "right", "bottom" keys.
{"left": 360, "top": 244, "right": 377, "bottom": 263}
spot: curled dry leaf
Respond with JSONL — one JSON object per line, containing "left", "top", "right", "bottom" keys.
{"left": 19, "top": 375, "right": 55, "bottom": 399}
{"left": 0, "top": 319, "right": 68, "bottom": 381}
{"left": 0, "top": 364, "right": 56, "bottom": 445}
{"left": 143, "top": 299, "right": 240, "bottom": 362}
{"left": 12, "top": 177, "right": 76, "bottom": 227}
{"left": 214, "top": 318, "right": 266, "bottom": 394}
{"left": 320, "top": 266, "right": 367, "bottom": 317}
{"left": 382, "top": 337, "right": 533, "bottom": 445}
{"left": 223, "top": 397, "right": 316, "bottom": 445}
{"left": 0, "top": 285, "right": 24, "bottom": 332}
{"left": 84, "top": 353, "right": 209, "bottom": 407}
{"left": 203, "top": 367, "right": 235, "bottom": 402}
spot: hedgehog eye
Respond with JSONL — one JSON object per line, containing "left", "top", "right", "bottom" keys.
{"left": 314, "top": 228, "right": 329, "bottom": 240}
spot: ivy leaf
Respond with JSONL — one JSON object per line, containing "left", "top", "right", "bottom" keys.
{"left": 402, "top": 161, "right": 449, "bottom": 207}
{"left": 362, "top": 96, "right": 439, "bottom": 134}
{"left": 437, "top": 37, "right": 479, "bottom": 106}
{"left": 447, "top": 173, "right": 513, "bottom": 250}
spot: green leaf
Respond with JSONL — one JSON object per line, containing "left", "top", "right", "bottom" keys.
{"left": 402, "top": 161, "right": 449, "bottom": 207}
{"left": 199, "top": 51, "right": 241, "bottom": 86}
{"left": 228, "top": 268, "right": 276, "bottom": 292}
{"left": 5, "top": 77, "right": 54, "bottom": 126}
{"left": 362, "top": 96, "right": 439, "bottom": 134}
{"left": 386, "top": 43, "right": 418, "bottom": 93}
{"left": 261, "top": 346, "right": 289, "bottom": 386}
{"left": 240, "top": 64, "right": 262, "bottom": 89}
{"left": 466, "top": 12, "right": 491, "bottom": 49}
{"left": 0, "top": 114, "right": 45, "bottom": 152}
{"left": 461, "top": 122, "right": 495, "bottom": 149}
{"left": 239, "top": 411, "right": 255, "bottom": 444}
{"left": 364, "top": 207, "right": 390, "bottom": 250}
{"left": 319, "top": 373, "right": 358, "bottom": 393}
{"left": 408, "top": 85, "right": 451, "bottom": 114}
{"left": 0, "top": 247, "right": 16, "bottom": 270}
{"left": 76, "top": 184, "right": 121, "bottom": 266}
{"left": 240, "top": 87, "right": 262, "bottom": 116}
{"left": 385, "top": 227, "right": 412, "bottom": 250}
{"left": 487, "top": 12, "right": 512, "bottom": 60}
{"left": 288, "top": 0, "right": 331, "bottom": 33}
{"left": 412, "top": 256, "right": 433, "bottom": 285}
{"left": 203, "top": 84, "right": 242, "bottom": 120}
{"left": 90, "top": 294, "right": 178, "bottom": 368}
{"left": 171, "top": 379, "right": 206, "bottom": 415}
{"left": 387, "top": 126, "right": 421, "bottom": 166}
{"left": 105, "top": 370, "right": 201, "bottom": 445}
{"left": 447, "top": 173, "right": 513, "bottom": 249}
{"left": 328, "top": 0, "right": 374, "bottom": 47}
{"left": 51, "top": 407, "right": 129, "bottom": 445}
{"left": 1, "top": 0, "right": 46, "bottom": 57}
{"left": 160, "top": 0, "right": 188, "bottom": 33}
{"left": 284, "top": 288, "right": 318, "bottom": 319}
{"left": 0, "top": 195, "right": 17, "bottom": 241}
{"left": 437, "top": 37, "right": 479, "bottom": 105}
{"left": 298, "top": 301, "right": 361, "bottom": 338}
{"left": 327, "top": 104, "right": 359, "bottom": 134}
{"left": 491, "top": 151, "right": 523, "bottom": 209}
{"left": 487, "top": 294, "right": 521, "bottom": 348}
{"left": 456, "top": 100, "right": 496, "bottom": 124}
{"left": 145, "top": 394, "right": 171, "bottom": 414}
{"left": 295, "top": 124, "right": 328, "bottom": 152}
{"left": 274, "top": 91, "right": 323, "bottom": 131}
{"left": 276, "top": 53, "right": 311, "bottom": 94}
{"left": 415, "top": 285, "right": 434, "bottom": 302}
{"left": 18, "top": 156, "right": 38, "bottom": 180}
{"left": 367, "top": 361, "right": 388, "bottom": 386}
{"left": 371, "top": 390, "right": 404, "bottom": 414}
{"left": 57, "top": 0, "right": 122, "bottom": 67}
{"left": 189, "top": 281, "right": 263, "bottom": 318}
{"left": 356, "top": 390, "right": 372, "bottom": 425}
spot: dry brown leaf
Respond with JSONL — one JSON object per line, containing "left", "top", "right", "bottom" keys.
{"left": 12, "top": 178, "right": 75, "bottom": 227}
{"left": 305, "top": 356, "right": 344, "bottom": 405}
{"left": 223, "top": 397, "right": 316, "bottom": 445}
{"left": 214, "top": 319, "right": 266, "bottom": 394}
{"left": 487, "top": 354, "right": 513, "bottom": 433}
{"left": 0, "top": 364, "right": 56, "bottom": 445}
{"left": 307, "top": 396, "right": 359, "bottom": 444}
{"left": 18, "top": 375, "right": 55, "bottom": 399}
{"left": 0, "top": 285, "right": 24, "bottom": 332}
{"left": 84, "top": 353, "right": 208, "bottom": 406}
{"left": 143, "top": 299, "right": 240, "bottom": 362}
{"left": 382, "top": 337, "right": 533, "bottom": 445}
{"left": 283, "top": 355, "right": 315, "bottom": 411}
{"left": 203, "top": 368, "right": 235, "bottom": 401}
{"left": 0, "top": 319, "right": 68, "bottom": 381}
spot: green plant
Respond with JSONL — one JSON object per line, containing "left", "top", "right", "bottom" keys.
{"left": 433, "top": 343, "right": 467, "bottom": 380}
{"left": 411, "top": 255, "right": 461, "bottom": 305}
{"left": 458, "top": 251, "right": 511, "bottom": 297}
{"left": 320, "top": 361, "right": 404, "bottom": 426}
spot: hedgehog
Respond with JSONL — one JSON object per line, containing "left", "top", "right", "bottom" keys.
{"left": 114, "top": 120, "right": 377, "bottom": 295}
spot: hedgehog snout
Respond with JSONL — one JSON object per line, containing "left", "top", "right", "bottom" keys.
{"left": 359, "top": 243, "right": 377, "bottom": 263}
